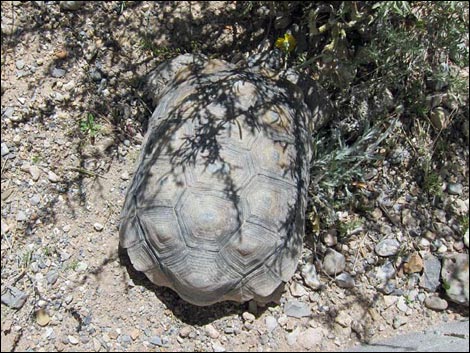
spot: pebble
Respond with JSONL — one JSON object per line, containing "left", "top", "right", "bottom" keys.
{"left": 30, "top": 194, "right": 41, "bottom": 206}
{"left": 16, "top": 211, "right": 27, "bottom": 222}
{"left": 322, "top": 230, "right": 337, "bottom": 246}
{"left": 265, "top": 315, "right": 278, "bottom": 333}
{"left": 393, "top": 316, "right": 407, "bottom": 329}
{"left": 149, "top": 336, "right": 163, "bottom": 346}
{"left": 1, "top": 142, "right": 10, "bottom": 156}
{"left": 48, "top": 171, "right": 60, "bottom": 182}
{"left": 420, "top": 252, "right": 441, "bottom": 292}
{"left": 29, "top": 165, "right": 41, "bottom": 181}
{"left": 446, "top": 183, "right": 463, "bottom": 195}
{"left": 212, "top": 342, "right": 226, "bottom": 352}
{"left": 403, "top": 252, "right": 423, "bottom": 274}
{"left": 1, "top": 286, "right": 29, "bottom": 309}
{"left": 51, "top": 67, "right": 66, "bottom": 78}
{"left": 301, "top": 262, "right": 322, "bottom": 290}
{"left": 396, "top": 297, "right": 410, "bottom": 313}
{"left": 130, "top": 328, "right": 140, "bottom": 340}
{"left": 286, "top": 327, "right": 300, "bottom": 346}
{"left": 68, "top": 335, "right": 79, "bottom": 345}
{"left": 179, "top": 326, "right": 191, "bottom": 338}
{"left": 46, "top": 271, "right": 59, "bottom": 285}
{"left": 120, "top": 172, "right": 130, "bottom": 180}
{"left": 290, "top": 281, "right": 308, "bottom": 297}
{"left": 322, "top": 249, "right": 345, "bottom": 275}
{"left": 335, "top": 273, "right": 355, "bottom": 288}
{"left": 205, "top": 324, "right": 219, "bottom": 339}
{"left": 375, "top": 261, "right": 396, "bottom": 283}
{"left": 441, "top": 253, "right": 469, "bottom": 306}
{"left": 335, "top": 311, "right": 352, "bottom": 327}
{"left": 242, "top": 312, "right": 255, "bottom": 322}
{"left": 64, "top": 295, "right": 73, "bottom": 305}
{"left": 424, "top": 296, "right": 448, "bottom": 311}
{"left": 375, "top": 238, "right": 400, "bottom": 257}
{"left": 60, "top": 1, "right": 85, "bottom": 11}
{"left": 298, "top": 327, "right": 323, "bottom": 349}
{"left": 284, "top": 300, "right": 311, "bottom": 318}
{"left": 94, "top": 223, "right": 104, "bottom": 231}
{"left": 15, "top": 59, "right": 25, "bottom": 70}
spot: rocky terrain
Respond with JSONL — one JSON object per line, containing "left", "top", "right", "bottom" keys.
{"left": 1, "top": 1, "right": 468, "bottom": 352}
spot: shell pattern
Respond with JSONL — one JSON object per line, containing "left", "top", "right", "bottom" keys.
{"left": 120, "top": 55, "right": 312, "bottom": 306}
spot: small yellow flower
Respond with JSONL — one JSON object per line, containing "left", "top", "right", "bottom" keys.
{"left": 275, "top": 33, "right": 297, "bottom": 53}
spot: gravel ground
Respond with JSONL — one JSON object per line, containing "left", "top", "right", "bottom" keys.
{"left": 1, "top": 2, "right": 468, "bottom": 352}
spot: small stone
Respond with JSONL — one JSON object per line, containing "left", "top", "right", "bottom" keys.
{"left": 16, "top": 211, "right": 27, "bottom": 222}
{"left": 335, "top": 311, "right": 352, "bottom": 327}
{"left": 16, "top": 60, "right": 25, "bottom": 70}
{"left": 335, "top": 273, "right": 355, "bottom": 288}
{"left": 179, "top": 327, "right": 191, "bottom": 338}
{"left": 48, "top": 171, "right": 60, "bottom": 182}
{"left": 149, "top": 336, "right": 163, "bottom": 346}
{"left": 242, "top": 312, "right": 255, "bottom": 322}
{"left": 30, "top": 194, "right": 41, "bottom": 206}
{"left": 120, "top": 172, "right": 130, "bottom": 180}
{"left": 36, "top": 309, "right": 50, "bottom": 326}
{"left": 1, "top": 286, "right": 28, "bottom": 309}
{"left": 94, "top": 223, "right": 104, "bottom": 231}
{"left": 298, "top": 328, "right": 323, "bottom": 349}
{"left": 75, "top": 261, "right": 88, "bottom": 272}
{"left": 418, "top": 238, "right": 431, "bottom": 249}
{"left": 130, "top": 328, "right": 140, "bottom": 340}
{"left": 424, "top": 296, "right": 448, "bottom": 311}
{"left": 301, "top": 262, "right": 322, "bottom": 290}
{"left": 375, "top": 238, "right": 401, "bottom": 257}
{"left": 212, "top": 342, "right": 226, "bottom": 352}
{"left": 205, "top": 324, "right": 219, "bottom": 339}
{"left": 290, "top": 281, "right": 308, "bottom": 297}
{"left": 64, "top": 295, "right": 73, "bottom": 305}
{"left": 396, "top": 297, "right": 410, "bottom": 313}
{"left": 51, "top": 67, "right": 66, "bottom": 78}
{"left": 265, "top": 316, "right": 278, "bottom": 333}
{"left": 60, "top": 1, "right": 84, "bottom": 11}
{"left": 420, "top": 252, "right": 441, "bottom": 292}
{"left": 437, "top": 244, "right": 448, "bottom": 253}
{"left": 46, "top": 271, "right": 59, "bottom": 285}
{"left": 286, "top": 327, "right": 300, "bottom": 346}
{"left": 68, "top": 335, "right": 79, "bottom": 345}
{"left": 393, "top": 316, "right": 407, "bottom": 329}
{"left": 322, "top": 230, "right": 337, "bottom": 246}
{"left": 403, "top": 252, "right": 423, "bottom": 274}
{"left": 322, "top": 249, "right": 345, "bottom": 275}
{"left": 29, "top": 165, "right": 41, "bottom": 181}
{"left": 441, "top": 253, "right": 469, "bottom": 306}
{"left": 375, "top": 261, "right": 396, "bottom": 283}
{"left": 464, "top": 228, "right": 469, "bottom": 248}
{"left": 284, "top": 300, "right": 310, "bottom": 318}
{"left": 108, "top": 330, "right": 119, "bottom": 340}
{"left": 60, "top": 251, "right": 71, "bottom": 262}
{"left": 447, "top": 183, "right": 463, "bottom": 195}
{"left": 1, "top": 142, "right": 10, "bottom": 156}
{"left": 430, "top": 107, "right": 448, "bottom": 130}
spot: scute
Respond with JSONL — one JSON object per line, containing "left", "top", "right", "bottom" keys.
{"left": 176, "top": 190, "right": 242, "bottom": 252}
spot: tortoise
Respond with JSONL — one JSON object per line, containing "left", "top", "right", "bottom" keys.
{"left": 119, "top": 53, "right": 329, "bottom": 306}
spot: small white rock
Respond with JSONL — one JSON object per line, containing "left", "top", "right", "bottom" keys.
{"left": 94, "top": 223, "right": 104, "bottom": 231}
{"left": 48, "top": 171, "right": 60, "bottom": 183}
{"left": 68, "top": 335, "right": 79, "bottom": 345}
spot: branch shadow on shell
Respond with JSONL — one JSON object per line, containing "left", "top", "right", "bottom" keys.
{"left": 118, "top": 54, "right": 324, "bottom": 314}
